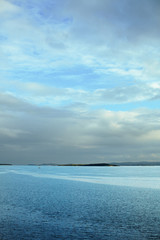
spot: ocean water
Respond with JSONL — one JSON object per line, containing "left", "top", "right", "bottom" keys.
{"left": 0, "top": 166, "right": 160, "bottom": 240}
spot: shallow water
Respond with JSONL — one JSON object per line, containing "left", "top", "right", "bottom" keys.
{"left": 0, "top": 166, "right": 160, "bottom": 239}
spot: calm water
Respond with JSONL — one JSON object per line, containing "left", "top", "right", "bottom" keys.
{"left": 0, "top": 166, "right": 160, "bottom": 240}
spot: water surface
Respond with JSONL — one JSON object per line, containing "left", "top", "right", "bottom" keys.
{"left": 0, "top": 166, "right": 160, "bottom": 239}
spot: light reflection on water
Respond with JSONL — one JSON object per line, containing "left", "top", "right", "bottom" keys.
{"left": 1, "top": 165, "right": 160, "bottom": 189}
{"left": 0, "top": 166, "right": 160, "bottom": 239}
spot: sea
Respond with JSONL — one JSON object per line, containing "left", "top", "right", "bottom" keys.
{"left": 0, "top": 165, "right": 160, "bottom": 240}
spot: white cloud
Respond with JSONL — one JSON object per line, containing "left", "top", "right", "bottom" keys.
{"left": 2, "top": 80, "right": 160, "bottom": 106}
{"left": 1, "top": 77, "right": 160, "bottom": 112}
{"left": 0, "top": 0, "right": 20, "bottom": 14}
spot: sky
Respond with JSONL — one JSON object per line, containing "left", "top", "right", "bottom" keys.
{"left": 0, "top": 0, "right": 160, "bottom": 164}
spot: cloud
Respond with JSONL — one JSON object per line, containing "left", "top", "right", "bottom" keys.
{"left": 0, "top": 92, "right": 73, "bottom": 118}
{"left": 0, "top": 0, "right": 159, "bottom": 81}
{"left": 66, "top": 0, "right": 160, "bottom": 43}
{"left": 0, "top": 92, "right": 160, "bottom": 164}
{"left": 0, "top": 0, "right": 160, "bottom": 164}
{"left": 0, "top": 0, "right": 20, "bottom": 14}
{"left": 2, "top": 80, "right": 160, "bottom": 107}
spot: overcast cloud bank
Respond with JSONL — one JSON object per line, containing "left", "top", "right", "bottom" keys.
{"left": 0, "top": 0, "right": 160, "bottom": 164}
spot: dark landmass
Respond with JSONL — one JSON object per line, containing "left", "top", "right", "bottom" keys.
{"left": 1, "top": 162, "right": 160, "bottom": 166}
{"left": 39, "top": 163, "right": 57, "bottom": 166}
{"left": 0, "top": 164, "right": 12, "bottom": 165}
{"left": 57, "top": 163, "right": 118, "bottom": 167}
{"left": 41, "top": 161, "right": 160, "bottom": 166}
{"left": 113, "top": 161, "right": 160, "bottom": 166}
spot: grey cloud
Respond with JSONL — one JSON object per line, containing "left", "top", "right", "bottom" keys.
{"left": 66, "top": 0, "right": 160, "bottom": 44}
{"left": 1, "top": 95, "right": 160, "bottom": 164}
{"left": 0, "top": 92, "right": 72, "bottom": 117}
{"left": 59, "top": 0, "right": 160, "bottom": 76}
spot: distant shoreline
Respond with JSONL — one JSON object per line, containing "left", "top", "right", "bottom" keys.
{"left": 57, "top": 163, "right": 118, "bottom": 167}
{"left": 1, "top": 162, "right": 160, "bottom": 166}
{"left": 0, "top": 164, "right": 12, "bottom": 166}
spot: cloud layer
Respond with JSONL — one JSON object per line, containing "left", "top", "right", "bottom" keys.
{"left": 0, "top": 0, "right": 160, "bottom": 164}
{"left": 1, "top": 92, "right": 160, "bottom": 164}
